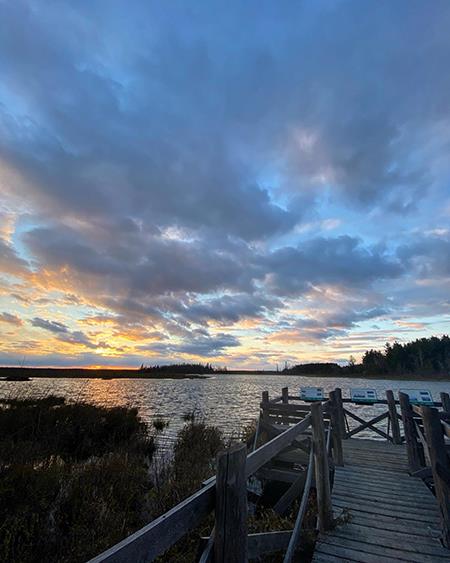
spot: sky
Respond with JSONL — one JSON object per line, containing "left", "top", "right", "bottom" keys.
{"left": 0, "top": 0, "right": 449, "bottom": 369}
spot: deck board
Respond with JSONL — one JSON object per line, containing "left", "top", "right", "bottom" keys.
{"left": 312, "top": 438, "right": 450, "bottom": 562}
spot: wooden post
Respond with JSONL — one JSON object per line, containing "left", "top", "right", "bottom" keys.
{"left": 282, "top": 386, "right": 289, "bottom": 404}
{"left": 399, "top": 392, "right": 422, "bottom": 473}
{"left": 421, "top": 406, "right": 450, "bottom": 548}
{"left": 311, "top": 402, "right": 333, "bottom": 532}
{"left": 262, "top": 391, "right": 269, "bottom": 404}
{"left": 386, "top": 390, "right": 401, "bottom": 444}
{"left": 440, "top": 392, "right": 450, "bottom": 413}
{"left": 335, "top": 388, "right": 346, "bottom": 439}
{"left": 329, "top": 391, "right": 344, "bottom": 466}
{"left": 215, "top": 443, "right": 248, "bottom": 563}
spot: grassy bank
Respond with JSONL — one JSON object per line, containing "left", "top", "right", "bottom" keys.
{"left": 0, "top": 367, "right": 208, "bottom": 380}
{"left": 1, "top": 396, "right": 314, "bottom": 562}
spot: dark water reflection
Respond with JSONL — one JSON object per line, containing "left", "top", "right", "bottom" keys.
{"left": 2, "top": 374, "right": 449, "bottom": 453}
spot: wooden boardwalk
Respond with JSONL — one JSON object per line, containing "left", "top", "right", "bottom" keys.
{"left": 313, "top": 438, "right": 450, "bottom": 562}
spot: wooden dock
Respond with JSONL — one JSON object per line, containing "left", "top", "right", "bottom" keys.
{"left": 313, "top": 438, "right": 450, "bottom": 562}
{"left": 89, "top": 387, "right": 450, "bottom": 563}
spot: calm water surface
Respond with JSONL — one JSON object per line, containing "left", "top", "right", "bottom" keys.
{"left": 2, "top": 374, "right": 449, "bottom": 451}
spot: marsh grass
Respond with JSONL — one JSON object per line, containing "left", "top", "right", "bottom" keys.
{"left": 0, "top": 397, "right": 317, "bottom": 562}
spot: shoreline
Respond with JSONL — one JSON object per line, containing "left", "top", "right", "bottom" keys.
{"left": 0, "top": 367, "right": 449, "bottom": 382}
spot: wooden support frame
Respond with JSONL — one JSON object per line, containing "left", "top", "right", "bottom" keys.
{"left": 420, "top": 406, "right": 450, "bottom": 548}
{"left": 343, "top": 408, "right": 390, "bottom": 440}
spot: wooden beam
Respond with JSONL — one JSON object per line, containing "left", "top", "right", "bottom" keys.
{"left": 215, "top": 443, "right": 248, "bottom": 563}
{"left": 311, "top": 403, "right": 333, "bottom": 532}
{"left": 440, "top": 392, "right": 450, "bottom": 414}
{"left": 343, "top": 409, "right": 390, "bottom": 440}
{"left": 421, "top": 406, "right": 450, "bottom": 548}
{"left": 329, "top": 391, "right": 344, "bottom": 466}
{"left": 386, "top": 390, "right": 402, "bottom": 444}
{"left": 88, "top": 482, "right": 215, "bottom": 563}
{"left": 198, "top": 527, "right": 214, "bottom": 563}
{"left": 273, "top": 467, "right": 307, "bottom": 515}
{"left": 245, "top": 415, "right": 312, "bottom": 477}
{"left": 282, "top": 386, "right": 289, "bottom": 404}
{"left": 399, "top": 392, "right": 423, "bottom": 473}
{"left": 283, "top": 447, "right": 315, "bottom": 563}
{"left": 334, "top": 388, "right": 346, "bottom": 439}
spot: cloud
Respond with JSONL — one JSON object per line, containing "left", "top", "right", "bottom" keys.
{"left": 143, "top": 332, "right": 240, "bottom": 358}
{"left": 31, "top": 317, "right": 69, "bottom": 334}
{"left": 264, "top": 236, "right": 403, "bottom": 295}
{"left": 30, "top": 317, "right": 98, "bottom": 349}
{"left": 0, "top": 1, "right": 449, "bottom": 366}
{"left": 398, "top": 234, "right": 450, "bottom": 278}
{"left": 0, "top": 312, "right": 23, "bottom": 325}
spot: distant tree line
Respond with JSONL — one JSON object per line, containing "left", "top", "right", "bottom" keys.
{"left": 139, "top": 362, "right": 221, "bottom": 374}
{"left": 282, "top": 362, "right": 342, "bottom": 375}
{"left": 361, "top": 335, "right": 450, "bottom": 375}
{"left": 283, "top": 335, "right": 450, "bottom": 376}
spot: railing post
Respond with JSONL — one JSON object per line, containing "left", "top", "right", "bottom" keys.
{"left": 421, "top": 406, "right": 450, "bottom": 548}
{"left": 282, "top": 386, "right": 289, "bottom": 404}
{"left": 440, "top": 392, "right": 450, "bottom": 413}
{"left": 399, "top": 392, "right": 423, "bottom": 473}
{"left": 215, "top": 443, "right": 248, "bottom": 563}
{"left": 386, "top": 390, "right": 401, "bottom": 444}
{"left": 335, "top": 388, "right": 346, "bottom": 439}
{"left": 262, "top": 391, "right": 269, "bottom": 404}
{"left": 329, "top": 391, "right": 344, "bottom": 466}
{"left": 311, "top": 402, "right": 333, "bottom": 532}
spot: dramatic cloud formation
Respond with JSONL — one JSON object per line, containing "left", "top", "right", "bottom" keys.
{"left": 0, "top": 0, "right": 449, "bottom": 367}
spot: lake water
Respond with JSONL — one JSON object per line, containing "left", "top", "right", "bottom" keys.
{"left": 2, "top": 374, "right": 449, "bottom": 452}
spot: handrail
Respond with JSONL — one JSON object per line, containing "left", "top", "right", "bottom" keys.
{"left": 399, "top": 393, "right": 450, "bottom": 548}
{"left": 90, "top": 387, "right": 354, "bottom": 563}
{"left": 283, "top": 445, "right": 315, "bottom": 563}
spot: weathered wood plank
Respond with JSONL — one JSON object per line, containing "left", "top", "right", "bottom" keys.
{"left": 332, "top": 491, "right": 441, "bottom": 514}
{"left": 333, "top": 481, "right": 437, "bottom": 505}
{"left": 88, "top": 482, "right": 215, "bottom": 563}
{"left": 215, "top": 443, "right": 248, "bottom": 563}
{"left": 332, "top": 522, "right": 450, "bottom": 558}
{"left": 314, "top": 540, "right": 405, "bottom": 563}
{"left": 333, "top": 481, "right": 437, "bottom": 504}
{"left": 311, "top": 402, "right": 333, "bottom": 532}
{"left": 317, "top": 534, "right": 445, "bottom": 563}
{"left": 333, "top": 508, "right": 441, "bottom": 537}
{"left": 332, "top": 497, "right": 441, "bottom": 523}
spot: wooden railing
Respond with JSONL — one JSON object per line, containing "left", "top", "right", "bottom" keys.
{"left": 88, "top": 387, "right": 450, "bottom": 561}
{"left": 399, "top": 391, "right": 450, "bottom": 548}
{"left": 89, "top": 388, "right": 342, "bottom": 563}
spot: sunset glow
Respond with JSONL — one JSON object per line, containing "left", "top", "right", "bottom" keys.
{"left": 0, "top": 1, "right": 449, "bottom": 368}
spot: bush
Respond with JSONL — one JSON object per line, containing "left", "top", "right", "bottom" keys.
{"left": 0, "top": 396, "right": 155, "bottom": 563}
